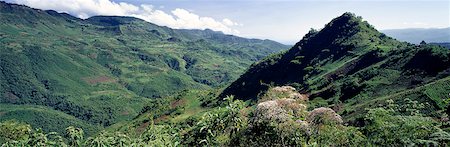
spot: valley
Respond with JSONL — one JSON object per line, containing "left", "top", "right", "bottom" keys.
{"left": 0, "top": 1, "right": 287, "bottom": 135}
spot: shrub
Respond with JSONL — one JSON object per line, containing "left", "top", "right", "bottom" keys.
{"left": 0, "top": 121, "right": 67, "bottom": 146}
{"left": 65, "top": 126, "right": 84, "bottom": 146}
{"left": 307, "top": 107, "right": 343, "bottom": 127}
{"left": 260, "top": 86, "right": 308, "bottom": 103}
{"left": 183, "top": 96, "right": 245, "bottom": 146}
{"left": 0, "top": 120, "right": 31, "bottom": 144}
{"left": 364, "top": 107, "right": 439, "bottom": 146}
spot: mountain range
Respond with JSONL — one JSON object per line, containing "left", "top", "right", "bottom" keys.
{"left": 0, "top": 1, "right": 287, "bottom": 135}
{"left": 1, "top": 1, "right": 450, "bottom": 146}
{"left": 381, "top": 27, "right": 450, "bottom": 44}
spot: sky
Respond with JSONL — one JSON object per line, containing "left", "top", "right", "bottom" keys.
{"left": 5, "top": 0, "right": 450, "bottom": 44}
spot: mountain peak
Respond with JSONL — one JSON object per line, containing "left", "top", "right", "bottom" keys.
{"left": 336, "top": 12, "right": 358, "bottom": 20}
{"left": 330, "top": 12, "right": 360, "bottom": 25}
{"left": 290, "top": 12, "right": 386, "bottom": 55}
{"left": 320, "top": 12, "right": 371, "bottom": 38}
{"left": 220, "top": 13, "right": 401, "bottom": 100}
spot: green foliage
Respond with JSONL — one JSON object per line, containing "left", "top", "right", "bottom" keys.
{"left": 1, "top": 122, "right": 181, "bottom": 147}
{"left": 0, "top": 104, "right": 100, "bottom": 137}
{"left": 310, "top": 125, "right": 365, "bottom": 146}
{"left": 425, "top": 128, "right": 450, "bottom": 146}
{"left": 183, "top": 96, "right": 245, "bottom": 145}
{"left": 364, "top": 107, "right": 438, "bottom": 146}
{"left": 221, "top": 12, "right": 450, "bottom": 122}
{"left": 363, "top": 99, "right": 447, "bottom": 146}
{"left": 0, "top": 121, "right": 68, "bottom": 146}
{"left": 0, "top": 1, "right": 288, "bottom": 133}
{"left": 431, "top": 42, "right": 450, "bottom": 49}
{"left": 232, "top": 119, "right": 309, "bottom": 146}
{"left": 308, "top": 97, "right": 328, "bottom": 110}
{"left": 65, "top": 126, "right": 84, "bottom": 146}
{"left": 230, "top": 96, "right": 362, "bottom": 146}
{"left": 139, "top": 123, "right": 180, "bottom": 147}
{"left": 3, "top": 97, "right": 450, "bottom": 146}
{"left": 423, "top": 79, "right": 450, "bottom": 109}
{"left": 0, "top": 120, "right": 31, "bottom": 144}
{"left": 304, "top": 66, "right": 314, "bottom": 72}
{"left": 1, "top": 3, "right": 450, "bottom": 146}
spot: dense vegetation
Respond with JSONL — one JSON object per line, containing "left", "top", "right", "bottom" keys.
{"left": 1, "top": 1, "right": 450, "bottom": 146}
{"left": 0, "top": 1, "right": 287, "bottom": 135}
{"left": 2, "top": 86, "right": 449, "bottom": 146}
{"left": 222, "top": 12, "right": 450, "bottom": 124}
{"left": 431, "top": 42, "right": 450, "bottom": 49}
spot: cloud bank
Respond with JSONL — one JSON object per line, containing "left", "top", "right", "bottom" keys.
{"left": 10, "top": 0, "right": 241, "bottom": 34}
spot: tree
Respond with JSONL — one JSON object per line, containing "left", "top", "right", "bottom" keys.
{"left": 420, "top": 40, "right": 427, "bottom": 45}
{"left": 0, "top": 120, "right": 31, "bottom": 144}
{"left": 65, "top": 126, "right": 84, "bottom": 146}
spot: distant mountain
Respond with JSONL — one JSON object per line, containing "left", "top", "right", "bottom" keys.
{"left": 430, "top": 42, "right": 450, "bottom": 49}
{"left": 0, "top": 1, "right": 288, "bottom": 135}
{"left": 221, "top": 13, "right": 450, "bottom": 123}
{"left": 381, "top": 28, "right": 450, "bottom": 44}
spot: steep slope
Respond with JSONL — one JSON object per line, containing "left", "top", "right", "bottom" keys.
{"left": 221, "top": 13, "right": 450, "bottom": 121}
{"left": 0, "top": 1, "right": 288, "bottom": 135}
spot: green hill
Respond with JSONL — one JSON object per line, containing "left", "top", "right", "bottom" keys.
{"left": 221, "top": 12, "right": 450, "bottom": 122}
{"left": 0, "top": 1, "right": 288, "bottom": 135}
{"left": 2, "top": 10, "right": 450, "bottom": 146}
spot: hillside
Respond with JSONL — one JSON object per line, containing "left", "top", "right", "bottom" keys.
{"left": 0, "top": 1, "right": 288, "bottom": 135}
{"left": 221, "top": 12, "right": 450, "bottom": 122}
{"left": 382, "top": 27, "right": 450, "bottom": 44}
{"left": 431, "top": 42, "right": 450, "bottom": 49}
{"left": 2, "top": 11, "right": 450, "bottom": 146}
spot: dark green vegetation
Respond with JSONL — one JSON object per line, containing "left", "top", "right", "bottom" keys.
{"left": 382, "top": 27, "right": 450, "bottom": 44}
{"left": 222, "top": 12, "right": 450, "bottom": 123}
{"left": 2, "top": 86, "right": 450, "bottom": 146}
{"left": 1, "top": 1, "right": 450, "bottom": 146}
{"left": 0, "top": 1, "right": 287, "bottom": 136}
{"left": 431, "top": 42, "right": 450, "bottom": 49}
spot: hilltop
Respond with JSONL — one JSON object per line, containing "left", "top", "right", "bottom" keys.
{"left": 221, "top": 12, "right": 450, "bottom": 122}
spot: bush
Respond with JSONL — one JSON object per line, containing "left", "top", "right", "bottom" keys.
{"left": 307, "top": 107, "right": 343, "bottom": 127}
{"left": 183, "top": 96, "right": 246, "bottom": 146}
{"left": 0, "top": 120, "right": 31, "bottom": 144}
{"left": 364, "top": 102, "right": 441, "bottom": 146}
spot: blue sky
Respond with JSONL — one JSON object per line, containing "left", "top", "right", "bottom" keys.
{"left": 7, "top": 0, "right": 450, "bottom": 44}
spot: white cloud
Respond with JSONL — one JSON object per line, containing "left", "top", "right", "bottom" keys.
{"left": 223, "top": 18, "right": 242, "bottom": 27}
{"left": 10, "top": 0, "right": 241, "bottom": 34}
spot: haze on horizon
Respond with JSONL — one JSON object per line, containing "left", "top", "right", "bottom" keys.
{"left": 5, "top": 0, "right": 450, "bottom": 44}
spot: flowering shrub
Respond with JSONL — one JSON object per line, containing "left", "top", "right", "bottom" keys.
{"left": 307, "top": 107, "right": 343, "bottom": 127}
{"left": 260, "top": 86, "right": 308, "bottom": 102}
